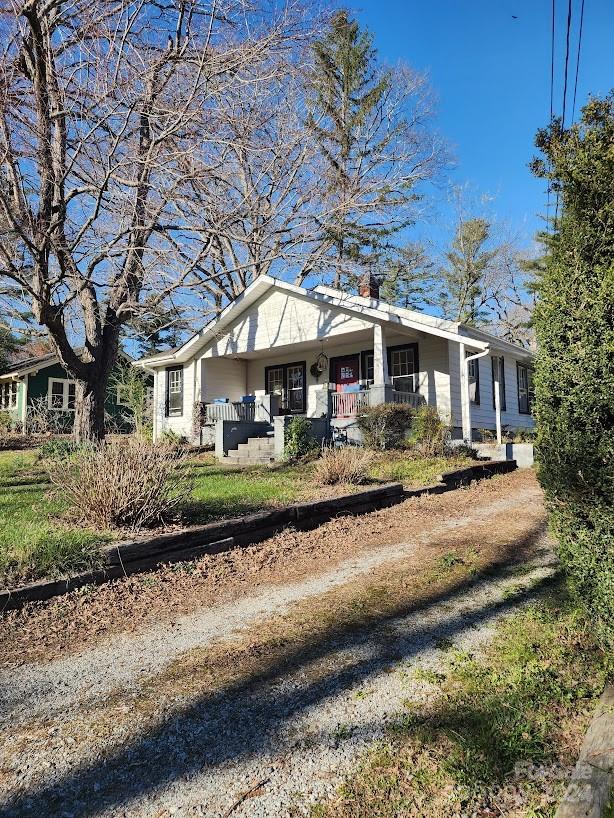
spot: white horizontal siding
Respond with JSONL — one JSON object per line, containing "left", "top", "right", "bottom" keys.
{"left": 201, "top": 358, "right": 247, "bottom": 403}
{"left": 450, "top": 343, "right": 536, "bottom": 434}
{"left": 416, "top": 335, "right": 451, "bottom": 418}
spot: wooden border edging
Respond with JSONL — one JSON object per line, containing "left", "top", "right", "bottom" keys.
{"left": 0, "top": 459, "right": 517, "bottom": 612}
{"left": 554, "top": 685, "right": 614, "bottom": 818}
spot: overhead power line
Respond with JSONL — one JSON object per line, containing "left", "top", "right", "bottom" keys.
{"left": 571, "top": 0, "right": 586, "bottom": 123}
{"left": 561, "top": 0, "right": 573, "bottom": 128}
{"left": 547, "top": 0, "right": 556, "bottom": 229}
{"left": 550, "top": 0, "right": 556, "bottom": 122}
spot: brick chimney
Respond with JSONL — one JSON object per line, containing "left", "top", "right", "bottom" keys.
{"left": 358, "top": 272, "right": 380, "bottom": 300}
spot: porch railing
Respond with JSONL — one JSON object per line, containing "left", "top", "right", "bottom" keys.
{"left": 390, "top": 390, "right": 425, "bottom": 409}
{"left": 204, "top": 401, "right": 257, "bottom": 424}
{"left": 330, "top": 391, "right": 370, "bottom": 418}
{"left": 330, "top": 388, "right": 425, "bottom": 417}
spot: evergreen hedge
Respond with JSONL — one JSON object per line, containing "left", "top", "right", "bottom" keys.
{"left": 531, "top": 95, "right": 614, "bottom": 647}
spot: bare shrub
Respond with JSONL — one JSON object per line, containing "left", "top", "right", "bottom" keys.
{"left": 48, "top": 439, "right": 192, "bottom": 530}
{"left": 26, "top": 397, "right": 73, "bottom": 435}
{"left": 313, "top": 447, "right": 374, "bottom": 486}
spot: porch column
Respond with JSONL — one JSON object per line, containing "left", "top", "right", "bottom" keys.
{"left": 370, "top": 323, "right": 392, "bottom": 406}
{"left": 20, "top": 375, "right": 28, "bottom": 432}
{"left": 459, "top": 342, "right": 471, "bottom": 442}
{"left": 493, "top": 356, "right": 503, "bottom": 444}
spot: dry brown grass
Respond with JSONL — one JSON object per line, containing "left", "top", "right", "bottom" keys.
{"left": 48, "top": 439, "right": 192, "bottom": 530}
{"left": 313, "top": 447, "right": 375, "bottom": 485}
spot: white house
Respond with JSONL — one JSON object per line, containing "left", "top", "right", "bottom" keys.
{"left": 134, "top": 275, "right": 535, "bottom": 460}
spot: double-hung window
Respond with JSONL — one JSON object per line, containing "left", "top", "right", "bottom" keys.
{"left": 388, "top": 345, "right": 417, "bottom": 393}
{"left": 48, "top": 378, "right": 76, "bottom": 411}
{"left": 491, "top": 356, "right": 507, "bottom": 411}
{"left": 0, "top": 382, "right": 18, "bottom": 410}
{"left": 466, "top": 353, "right": 480, "bottom": 405}
{"left": 517, "top": 362, "right": 534, "bottom": 414}
{"left": 362, "top": 352, "right": 374, "bottom": 386}
{"left": 165, "top": 366, "right": 184, "bottom": 417}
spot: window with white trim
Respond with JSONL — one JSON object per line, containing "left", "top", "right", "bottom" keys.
{"left": 363, "top": 352, "right": 374, "bottom": 385}
{"left": 466, "top": 352, "right": 480, "bottom": 405}
{"left": 48, "top": 378, "right": 76, "bottom": 411}
{"left": 165, "top": 366, "right": 183, "bottom": 417}
{"left": 389, "top": 346, "right": 416, "bottom": 393}
{"left": 0, "top": 382, "right": 18, "bottom": 410}
{"left": 517, "top": 362, "right": 534, "bottom": 414}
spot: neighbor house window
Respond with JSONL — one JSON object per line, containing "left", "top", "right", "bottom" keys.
{"left": 517, "top": 362, "right": 534, "bottom": 414}
{"left": 466, "top": 353, "right": 480, "bottom": 405}
{"left": 0, "top": 382, "right": 18, "bottom": 410}
{"left": 165, "top": 366, "right": 183, "bottom": 417}
{"left": 116, "top": 385, "right": 131, "bottom": 407}
{"left": 491, "top": 356, "right": 507, "bottom": 411}
{"left": 48, "top": 378, "right": 76, "bottom": 411}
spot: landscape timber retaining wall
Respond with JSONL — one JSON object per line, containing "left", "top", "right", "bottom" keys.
{"left": 0, "top": 483, "right": 404, "bottom": 611}
{"left": 0, "top": 459, "right": 517, "bottom": 611}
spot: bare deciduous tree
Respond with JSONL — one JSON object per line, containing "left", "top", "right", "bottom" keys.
{"left": 0, "top": 0, "right": 309, "bottom": 439}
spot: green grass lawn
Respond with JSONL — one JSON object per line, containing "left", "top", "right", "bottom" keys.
{"left": 369, "top": 452, "right": 473, "bottom": 486}
{"left": 184, "top": 457, "right": 315, "bottom": 522}
{"left": 0, "top": 446, "right": 475, "bottom": 586}
{"left": 0, "top": 450, "right": 109, "bottom": 586}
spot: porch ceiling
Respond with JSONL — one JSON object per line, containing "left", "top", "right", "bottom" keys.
{"left": 210, "top": 326, "right": 423, "bottom": 360}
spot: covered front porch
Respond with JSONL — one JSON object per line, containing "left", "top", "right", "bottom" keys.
{"left": 198, "top": 321, "right": 430, "bottom": 427}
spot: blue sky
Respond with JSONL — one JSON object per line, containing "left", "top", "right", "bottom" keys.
{"left": 355, "top": 0, "right": 614, "bottom": 251}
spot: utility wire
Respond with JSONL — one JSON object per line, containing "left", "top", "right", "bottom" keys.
{"left": 550, "top": 0, "right": 556, "bottom": 123}
{"left": 571, "top": 0, "right": 586, "bottom": 123}
{"left": 547, "top": 0, "right": 556, "bottom": 229}
{"left": 561, "top": 0, "right": 573, "bottom": 129}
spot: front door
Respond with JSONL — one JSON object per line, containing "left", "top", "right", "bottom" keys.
{"left": 334, "top": 356, "right": 360, "bottom": 391}
{"left": 265, "top": 362, "right": 306, "bottom": 414}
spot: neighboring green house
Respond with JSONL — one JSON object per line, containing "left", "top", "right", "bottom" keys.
{"left": 0, "top": 350, "right": 147, "bottom": 432}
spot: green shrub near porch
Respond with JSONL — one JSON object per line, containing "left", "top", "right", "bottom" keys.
{"left": 357, "top": 403, "right": 414, "bottom": 450}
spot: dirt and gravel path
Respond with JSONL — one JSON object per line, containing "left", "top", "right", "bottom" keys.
{"left": 0, "top": 471, "right": 554, "bottom": 818}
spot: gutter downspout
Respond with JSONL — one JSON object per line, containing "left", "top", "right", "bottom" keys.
{"left": 492, "top": 354, "right": 503, "bottom": 445}
{"left": 463, "top": 347, "right": 490, "bottom": 443}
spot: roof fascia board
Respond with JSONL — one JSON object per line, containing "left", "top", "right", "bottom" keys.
{"left": 0, "top": 359, "right": 56, "bottom": 379}
{"left": 458, "top": 326, "right": 536, "bottom": 358}
{"left": 141, "top": 276, "right": 277, "bottom": 366}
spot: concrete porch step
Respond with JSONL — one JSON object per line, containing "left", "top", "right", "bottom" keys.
{"left": 236, "top": 440, "right": 274, "bottom": 453}
{"left": 225, "top": 454, "right": 275, "bottom": 466}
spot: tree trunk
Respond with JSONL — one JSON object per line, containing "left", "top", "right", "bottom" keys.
{"left": 73, "top": 377, "right": 108, "bottom": 443}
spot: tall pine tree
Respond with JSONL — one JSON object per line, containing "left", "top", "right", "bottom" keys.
{"left": 307, "top": 10, "right": 440, "bottom": 289}
{"left": 437, "top": 218, "right": 497, "bottom": 324}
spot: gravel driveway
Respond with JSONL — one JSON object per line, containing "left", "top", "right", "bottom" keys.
{"left": 0, "top": 471, "right": 553, "bottom": 818}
